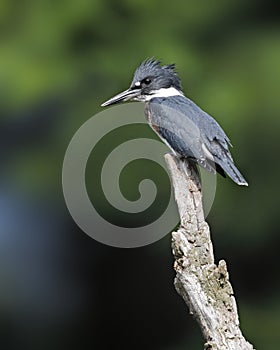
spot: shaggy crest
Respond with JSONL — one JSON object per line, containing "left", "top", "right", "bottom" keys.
{"left": 131, "top": 58, "right": 182, "bottom": 91}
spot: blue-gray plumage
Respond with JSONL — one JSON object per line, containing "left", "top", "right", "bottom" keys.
{"left": 101, "top": 58, "right": 248, "bottom": 186}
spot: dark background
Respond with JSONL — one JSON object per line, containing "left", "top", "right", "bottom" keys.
{"left": 1, "top": 1, "right": 280, "bottom": 349}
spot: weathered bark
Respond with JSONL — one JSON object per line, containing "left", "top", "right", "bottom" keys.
{"left": 164, "top": 153, "right": 254, "bottom": 350}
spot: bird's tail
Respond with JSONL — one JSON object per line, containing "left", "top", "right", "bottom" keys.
{"left": 218, "top": 158, "right": 248, "bottom": 186}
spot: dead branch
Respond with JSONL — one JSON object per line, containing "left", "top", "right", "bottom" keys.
{"left": 165, "top": 153, "right": 254, "bottom": 350}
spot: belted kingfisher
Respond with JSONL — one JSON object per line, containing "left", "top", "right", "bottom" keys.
{"left": 101, "top": 58, "right": 248, "bottom": 186}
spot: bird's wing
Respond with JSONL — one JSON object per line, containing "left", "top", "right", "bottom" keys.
{"left": 147, "top": 96, "right": 247, "bottom": 185}
{"left": 146, "top": 96, "right": 226, "bottom": 173}
{"left": 146, "top": 97, "right": 202, "bottom": 157}
{"left": 149, "top": 95, "right": 231, "bottom": 153}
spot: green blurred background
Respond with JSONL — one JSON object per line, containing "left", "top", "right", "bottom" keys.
{"left": 1, "top": 0, "right": 280, "bottom": 349}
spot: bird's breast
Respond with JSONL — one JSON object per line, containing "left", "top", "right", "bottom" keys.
{"left": 144, "top": 103, "right": 160, "bottom": 133}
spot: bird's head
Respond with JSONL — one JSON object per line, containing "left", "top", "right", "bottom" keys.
{"left": 101, "top": 58, "right": 183, "bottom": 107}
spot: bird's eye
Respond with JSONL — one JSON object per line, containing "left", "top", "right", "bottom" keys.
{"left": 142, "top": 78, "right": 151, "bottom": 85}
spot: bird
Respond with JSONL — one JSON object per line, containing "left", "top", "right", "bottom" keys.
{"left": 101, "top": 58, "right": 248, "bottom": 186}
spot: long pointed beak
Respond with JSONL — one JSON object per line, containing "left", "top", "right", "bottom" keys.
{"left": 101, "top": 87, "right": 141, "bottom": 107}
